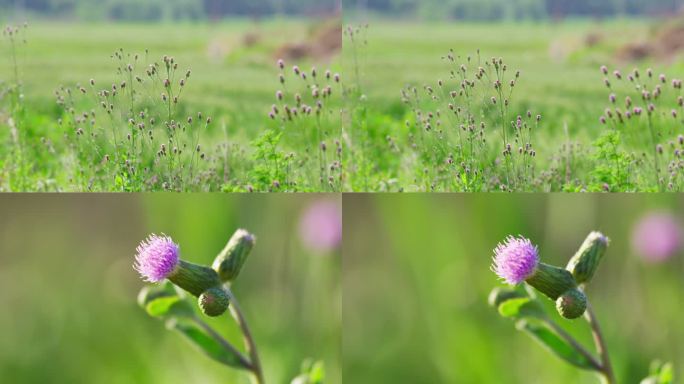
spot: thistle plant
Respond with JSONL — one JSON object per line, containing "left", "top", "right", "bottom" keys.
{"left": 1, "top": 23, "right": 29, "bottom": 190}
{"left": 489, "top": 232, "right": 673, "bottom": 384}
{"left": 598, "top": 66, "right": 684, "bottom": 191}
{"left": 401, "top": 51, "right": 541, "bottom": 191}
{"left": 267, "top": 58, "right": 343, "bottom": 192}
{"left": 55, "top": 50, "right": 213, "bottom": 191}
{"left": 134, "top": 229, "right": 325, "bottom": 384}
{"left": 341, "top": 24, "right": 373, "bottom": 192}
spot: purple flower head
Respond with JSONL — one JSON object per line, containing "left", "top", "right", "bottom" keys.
{"left": 632, "top": 212, "right": 682, "bottom": 263}
{"left": 492, "top": 235, "right": 540, "bottom": 284}
{"left": 134, "top": 234, "right": 180, "bottom": 282}
{"left": 299, "top": 200, "right": 342, "bottom": 253}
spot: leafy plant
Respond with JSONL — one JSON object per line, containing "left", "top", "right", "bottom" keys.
{"left": 490, "top": 232, "right": 674, "bottom": 383}
{"left": 134, "top": 229, "right": 325, "bottom": 383}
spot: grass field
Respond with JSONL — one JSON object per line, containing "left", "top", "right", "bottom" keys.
{"left": 2, "top": 18, "right": 684, "bottom": 191}
{"left": 343, "top": 194, "right": 684, "bottom": 383}
{"left": 342, "top": 18, "right": 684, "bottom": 191}
{"left": 0, "top": 19, "right": 342, "bottom": 191}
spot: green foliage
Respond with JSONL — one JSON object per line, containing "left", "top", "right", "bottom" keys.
{"left": 0, "top": 21, "right": 345, "bottom": 192}
{"left": 497, "top": 296, "right": 544, "bottom": 319}
{"left": 251, "top": 129, "right": 287, "bottom": 190}
{"left": 338, "top": 20, "right": 684, "bottom": 192}
{"left": 489, "top": 231, "right": 676, "bottom": 383}
{"left": 516, "top": 319, "right": 597, "bottom": 370}
{"left": 589, "top": 131, "right": 635, "bottom": 191}
{"left": 167, "top": 319, "right": 250, "bottom": 369}
{"left": 641, "top": 361, "right": 675, "bottom": 384}
{"left": 291, "top": 360, "right": 326, "bottom": 384}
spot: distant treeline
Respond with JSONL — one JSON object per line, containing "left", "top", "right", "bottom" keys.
{"left": 349, "top": 0, "right": 683, "bottom": 20}
{"left": 1, "top": 0, "right": 340, "bottom": 20}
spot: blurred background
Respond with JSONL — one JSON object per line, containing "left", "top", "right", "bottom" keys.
{"left": 344, "top": 194, "right": 684, "bottom": 383}
{"left": 0, "top": 0, "right": 341, "bottom": 144}
{"left": 342, "top": 0, "right": 684, "bottom": 163}
{"left": 0, "top": 194, "right": 341, "bottom": 383}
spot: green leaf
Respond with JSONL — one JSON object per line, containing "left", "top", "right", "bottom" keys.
{"left": 642, "top": 361, "right": 674, "bottom": 384}
{"left": 139, "top": 283, "right": 194, "bottom": 318}
{"left": 167, "top": 319, "right": 250, "bottom": 370}
{"left": 517, "top": 319, "right": 597, "bottom": 371}
{"left": 308, "top": 361, "right": 326, "bottom": 383}
{"left": 657, "top": 363, "right": 674, "bottom": 383}
{"left": 146, "top": 296, "right": 181, "bottom": 317}
{"left": 488, "top": 287, "right": 526, "bottom": 308}
{"left": 498, "top": 297, "right": 544, "bottom": 319}
{"left": 137, "top": 283, "right": 175, "bottom": 307}
{"left": 291, "top": 360, "right": 326, "bottom": 384}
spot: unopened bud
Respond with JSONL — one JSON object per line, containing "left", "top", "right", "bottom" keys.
{"left": 169, "top": 260, "right": 222, "bottom": 297}
{"left": 198, "top": 287, "right": 230, "bottom": 317}
{"left": 212, "top": 229, "right": 256, "bottom": 282}
{"left": 566, "top": 231, "right": 609, "bottom": 284}
{"left": 555, "top": 288, "right": 587, "bottom": 319}
{"left": 526, "top": 262, "right": 577, "bottom": 300}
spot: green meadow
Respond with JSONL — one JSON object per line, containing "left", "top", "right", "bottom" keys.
{"left": 0, "top": 20, "right": 342, "bottom": 191}
{"left": 342, "top": 18, "right": 684, "bottom": 191}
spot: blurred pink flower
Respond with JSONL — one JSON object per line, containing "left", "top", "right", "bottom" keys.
{"left": 299, "top": 200, "right": 342, "bottom": 253}
{"left": 631, "top": 212, "right": 682, "bottom": 262}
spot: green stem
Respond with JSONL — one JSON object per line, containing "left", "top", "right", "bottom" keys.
{"left": 646, "top": 114, "right": 662, "bottom": 191}
{"left": 226, "top": 287, "right": 265, "bottom": 384}
{"left": 191, "top": 315, "right": 252, "bottom": 370}
{"left": 543, "top": 318, "right": 602, "bottom": 371}
{"left": 585, "top": 302, "right": 616, "bottom": 384}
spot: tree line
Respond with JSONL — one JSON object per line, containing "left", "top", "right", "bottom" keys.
{"left": 351, "top": 0, "right": 683, "bottom": 20}
{"left": 1, "top": 0, "right": 340, "bottom": 21}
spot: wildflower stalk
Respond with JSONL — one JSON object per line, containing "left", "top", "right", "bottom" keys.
{"left": 542, "top": 316, "right": 602, "bottom": 371}
{"left": 646, "top": 113, "right": 662, "bottom": 191}
{"left": 492, "top": 233, "right": 625, "bottom": 384}
{"left": 226, "top": 287, "right": 265, "bottom": 384}
{"left": 192, "top": 314, "right": 252, "bottom": 369}
{"left": 584, "top": 300, "right": 616, "bottom": 384}
{"left": 135, "top": 232, "right": 266, "bottom": 382}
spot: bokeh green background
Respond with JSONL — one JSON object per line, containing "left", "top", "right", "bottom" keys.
{"left": 0, "top": 194, "right": 341, "bottom": 383}
{"left": 343, "top": 194, "right": 684, "bottom": 383}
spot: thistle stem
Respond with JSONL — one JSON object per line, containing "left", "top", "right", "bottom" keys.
{"left": 585, "top": 302, "right": 616, "bottom": 384}
{"left": 543, "top": 318, "right": 602, "bottom": 371}
{"left": 226, "top": 287, "right": 265, "bottom": 384}
{"left": 192, "top": 315, "right": 252, "bottom": 370}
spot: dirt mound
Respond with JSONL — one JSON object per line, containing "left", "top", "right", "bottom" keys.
{"left": 274, "top": 19, "right": 341, "bottom": 63}
{"left": 617, "top": 16, "right": 684, "bottom": 61}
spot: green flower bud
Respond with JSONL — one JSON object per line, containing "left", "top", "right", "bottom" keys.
{"left": 488, "top": 287, "right": 527, "bottom": 308}
{"left": 555, "top": 288, "right": 587, "bottom": 319}
{"left": 212, "top": 229, "right": 256, "bottom": 282}
{"left": 198, "top": 287, "right": 230, "bottom": 317}
{"left": 169, "top": 260, "right": 222, "bottom": 297}
{"left": 526, "top": 262, "right": 577, "bottom": 300}
{"left": 566, "top": 231, "right": 609, "bottom": 284}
